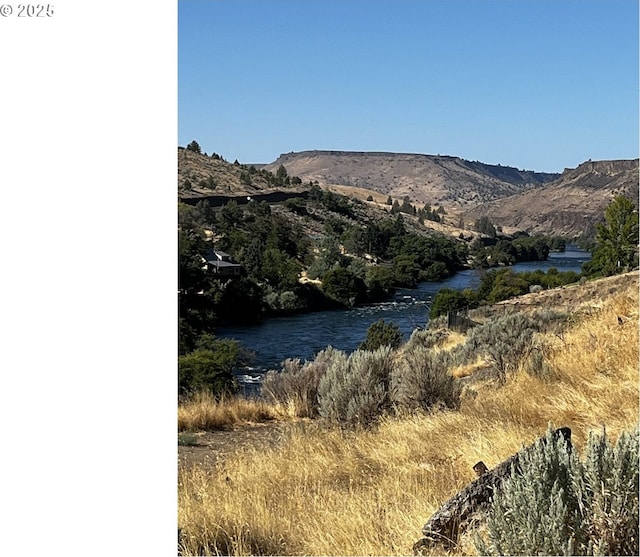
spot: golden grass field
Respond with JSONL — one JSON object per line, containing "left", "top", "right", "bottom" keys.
{"left": 178, "top": 273, "right": 638, "bottom": 556}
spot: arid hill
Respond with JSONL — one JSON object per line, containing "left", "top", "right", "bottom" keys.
{"left": 178, "top": 146, "right": 638, "bottom": 239}
{"left": 263, "top": 150, "right": 559, "bottom": 208}
{"left": 177, "top": 147, "right": 307, "bottom": 201}
{"left": 462, "top": 159, "right": 639, "bottom": 237}
{"left": 177, "top": 147, "right": 488, "bottom": 242}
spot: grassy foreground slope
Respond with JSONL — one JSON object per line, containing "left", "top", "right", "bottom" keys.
{"left": 178, "top": 272, "right": 638, "bottom": 556}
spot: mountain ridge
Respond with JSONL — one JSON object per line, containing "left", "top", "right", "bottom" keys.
{"left": 462, "top": 158, "right": 639, "bottom": 237}
{"left": 263, "top": 150, "right": 559, "bottom": 208}
{"left": 178, "top": 146, "right": 638, "bottom": 238}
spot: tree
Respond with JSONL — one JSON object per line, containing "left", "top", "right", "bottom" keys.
{"left": 276, "top": 164, "right": 289, "bottom": 185}
{"left": 474, "top": 216, "right": 497, "bottom": 238}
{"left": 584, "top": 195, "right": 639, "bottom": 277}
{"left": 358, "top": 319, "right": 403, "bottom": 351}
{"left": 364, "top": 266, "right": 395, "bottom": 301}
{"left": 186, "top": 140, "right": 201, "bottom": 154}
{"left": 400, "top": 196, "right": 414, "bottom": 215}
{"left": 392, "top": 254, "right": 421, "bottom": 287}
{"left": 210, "top": 277, "right": 264, "bottom": 324}
{"left": 322, "top": 267, "right": 367, "bottom": 307}
{"left": 486, "top": 268, "right": 530, "bottom": 302}
{"left": 429, "top": 287, "right": 475, "bottom": 318}
{"left": 261, "top": 248, "right": 300, "bottom": 289}
{"left": 178, "top": 342, "right": 241, "bottom": 396}
{"left": 219, "top": 200, "right": 243, "bottom": 229}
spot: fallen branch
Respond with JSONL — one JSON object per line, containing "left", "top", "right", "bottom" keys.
{"left": 413, "top": 427, "right": 571, "bottom": 554}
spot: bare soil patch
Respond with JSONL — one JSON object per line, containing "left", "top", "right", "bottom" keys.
{"left": 178, "top": 422, "right": 295, "bottom": 469}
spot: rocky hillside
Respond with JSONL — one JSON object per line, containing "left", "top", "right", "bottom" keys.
{"left": 178, "top": 147, "right": 307, "bottom": 201}
{"left": 462, "top": 159, "right": 639, "bottom": 237}
{"left": 263, "top": 150, "right": 559, "bottom": 208}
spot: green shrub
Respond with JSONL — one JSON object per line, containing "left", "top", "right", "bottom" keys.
{"left": 476, "top": 427, "right": 582, "bottom": 556}
{"left": 178, "top": 340, "right": 241, "bottom": 396}
{"left": 358, "top": 319, "right": 403, "bottom": 351}
{"left": 317, "top": 347, "right": 394, "bottom": 427}
{"left": 178, "top": 432, "right": 199, "bottom": 447}
{"left": 476, "top": 426, "right": 639, "bottom": 556}
{"left": 283, "top": 197, "right": 308, "bottom": 215}
{"left": 261, "top": 347, "right": 339, "bottom": 417}
{"left": 391, "top": 346, "right": 461, "bottom": 412}
{"left": 430, "top": 287, "right": 477, "bottom": 319}
{"left": 264, "top": 290, "right": 305, "bottom": 313}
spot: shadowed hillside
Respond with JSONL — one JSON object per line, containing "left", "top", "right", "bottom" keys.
{"left": 463, "top": 159, "right": 639, "bottom": 237}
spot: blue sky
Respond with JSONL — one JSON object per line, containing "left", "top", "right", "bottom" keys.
{"left": 179, "top": 0, "right": 638, "bottom": 173}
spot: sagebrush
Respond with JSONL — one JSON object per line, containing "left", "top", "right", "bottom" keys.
{"left": 476, "top": 425, "right": 639, "bottom": 556}
{"left": 391, "top": 346, "right": 461, "bottom": 412}
{"left": 262, "top": 346, "right": 339, "bottom": 417}
{"left": 317, "top": 347, "right": 393, "bottom": 426}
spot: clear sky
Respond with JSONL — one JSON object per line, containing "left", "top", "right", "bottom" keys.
{"left": 179, "top": 0, "right": 638, "bottom": 173}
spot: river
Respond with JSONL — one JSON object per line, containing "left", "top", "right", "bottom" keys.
{"left": 218, "top": 245, "right": 591, "bottom": 390}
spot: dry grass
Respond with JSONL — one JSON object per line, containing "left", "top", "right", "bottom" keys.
{"left": 178, "top": 392, "right": 292, "bottom": 432}
{"left": 461, "top": 279, "right": 639, "bottom": 448}
{"left": 450, "top": 356, "right": 491, "bottom": 379}
{"left": 178, "top": 275, "right": 638, "bottom": 556}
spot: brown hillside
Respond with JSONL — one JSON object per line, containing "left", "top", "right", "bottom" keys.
{"left": 177, "top": 147, "right": 307, "bottom": 200}
{"left": 263, "top": 150, "right": 558, "bottom": 209}
{"left": 463, "top": 159, "right": 639, "bottom": 237}
{"left": 177, "top": 147, "right": 476, "bottom": 241}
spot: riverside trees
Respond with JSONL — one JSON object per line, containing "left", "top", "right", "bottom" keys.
{"left": 583, "top": 195, "right": 639, "bottom": 277}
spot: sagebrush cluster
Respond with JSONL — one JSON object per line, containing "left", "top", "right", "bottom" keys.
{"left": 476, "top": 425, "right": 639, "bottom": 556}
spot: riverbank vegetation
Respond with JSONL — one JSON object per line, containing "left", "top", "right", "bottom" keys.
{"left": 429, "top": 266, "right": 582, "bottom": 318}
{"left": 582, "top": 194, "right": 639, "bottom": 277}
{"left": 179, "top": 184, "right": 581, "bottom": 377}
{"left": 178, "top": 272, "right": 638, "bottom": 555}
{"left": 179, "top": 189, "right": 467, "bottom": 350}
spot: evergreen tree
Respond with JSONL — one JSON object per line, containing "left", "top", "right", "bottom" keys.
{"left": 186, "top": 140, "right": 201, "bottom": 154}
{"left": 474, "top": 216, "right": 497, "bottom": 238}
{"left": 358, "top": 319, "right": 403, "bottom": 351}
{"left": 584, "top": 195, "right": 639, "bottom": 276}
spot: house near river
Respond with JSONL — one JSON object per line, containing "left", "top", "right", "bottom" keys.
{"left": 201, "top": 249, "right": 242, "bottom": 277}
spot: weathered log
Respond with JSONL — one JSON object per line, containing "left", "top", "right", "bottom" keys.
{"left": 413, "top": 427, "right": 571, "bottom": 554}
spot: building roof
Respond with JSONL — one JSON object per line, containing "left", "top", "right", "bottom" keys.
{"left": 211, "top": 260, "right": 241, "bottom": 268}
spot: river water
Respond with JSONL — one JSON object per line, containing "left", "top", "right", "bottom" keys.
{"left": 219, "top": 245, "right": 591, "bottom": 388}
